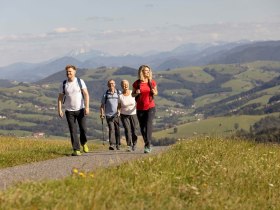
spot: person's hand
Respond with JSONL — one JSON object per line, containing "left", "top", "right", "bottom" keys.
{"left": 117, "top": 110, "right": 121, "bottom": 117}
{"left": 100, "top": 114, "right": 105, "bottom": 119}
{"left": 151, "top": 88, "right": 157, "bottom": 96}
{"left": 58, "top": 110, "right": 64, "bottom": 118}
{"left": 85, "top": 107, "right": 89, "bottom": 115}
{"left": 136, "top": 89, "right": 141, "bottom": 94}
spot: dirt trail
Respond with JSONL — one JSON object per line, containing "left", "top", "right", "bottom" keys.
{"left": 0, "top": 146, "right": 168, "bottom": 190}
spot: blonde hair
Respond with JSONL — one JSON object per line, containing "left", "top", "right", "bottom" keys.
{"left": 138, "top": 65, "right": 153, "bottom": 80}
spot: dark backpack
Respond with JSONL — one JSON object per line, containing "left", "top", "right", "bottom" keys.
{"left": 62, "top": 78, "right": 84, "bottom": 104}
{"left": 104, "top": 89, "right": 121, "bottom": 105}
{"left": 135, "top": 79, "right": 154, "bottom": 102}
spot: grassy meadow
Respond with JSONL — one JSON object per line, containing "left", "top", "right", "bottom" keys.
{"left": 153, "top": 115, "right": 266, "bottom": 139}
{"left": 0, "top": 137, "right": 100, "bottom": 169}
{"left": 1, "top": 136, "right": 280, "bottom": 209}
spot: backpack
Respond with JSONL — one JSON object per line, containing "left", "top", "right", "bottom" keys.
{"left": 135, "top": 79, "right": 154, "bottom": 102}
{"left": 62, "top": 78, "right": 84, "bottom": 104}
{"left": 104, "top": 89, "right": 121, "bottom": 105}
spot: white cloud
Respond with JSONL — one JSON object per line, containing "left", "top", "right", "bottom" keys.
{"left": 94, "top": 28, "right": 148, "bottom": 39}
{"left": 53, "top": 27, "right": 79, "bottom": 34}
{"left": 0, "top": 21, "right": 279, "bottom": 66}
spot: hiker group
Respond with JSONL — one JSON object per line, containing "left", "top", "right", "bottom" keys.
{"left": 57, "top": 64, "right": 158, "bottom": 156}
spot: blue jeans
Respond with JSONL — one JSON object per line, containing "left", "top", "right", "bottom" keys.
{"left": 65, "top": 109, "right": 87, "bottom": 151}
{"left": 137, "top": 107, "right": 156, "bottom": 148}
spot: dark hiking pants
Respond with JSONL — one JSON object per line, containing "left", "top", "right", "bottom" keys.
{"left": 137, "top": 107, "right": 156, "bottom": 148}
{"left": 106, "top": 115, "right": 120, "bottom": 146}
{"left": 65, "top": 109, "right": 87, "bottom": 151}
{"left": 120, "top": 114, "right": 138, "bottom": 146}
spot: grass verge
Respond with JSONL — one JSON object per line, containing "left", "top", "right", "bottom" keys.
{"left": 0, "top": 136, "right": 99, "bottom": 169}
{"left": 1, "top": 136, "right": 280, "bottom": 209}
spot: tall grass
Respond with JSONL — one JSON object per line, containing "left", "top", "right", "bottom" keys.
{"left": 0, "top": 136, "right": 98, "bottom": 168}
{"left": 1, "top": 136, "right": 280, "bottom": 209}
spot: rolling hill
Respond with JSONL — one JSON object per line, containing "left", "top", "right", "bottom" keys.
{"left": 1, "top": 60, "right": 280, "bottom": 139}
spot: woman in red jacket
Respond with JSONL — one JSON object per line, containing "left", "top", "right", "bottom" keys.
{"left": 132, "top": 65, "right": 158, "bottom": 153}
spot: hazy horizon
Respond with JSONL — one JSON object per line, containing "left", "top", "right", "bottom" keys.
{"left": 0, "top": 0, "right": 279, "bottom": 67}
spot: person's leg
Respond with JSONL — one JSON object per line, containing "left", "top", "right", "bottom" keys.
{"left": 137, "top": 110, "right": 148, "bottom": 146}
{"left": 77, "top": 109, "right": 87, "bottom": 146}
{"left": 106, "top": 117, "right": 115, "bottom": 147}
{"left": 130, "top": 114, "right": 139, "bottom": 147}
{"left": 65, "top": 110, "right": 80, "bottom": 151}
{"left": 146, "top": 107, "right": 156, "bottom": 149}
{"left": 121, "top": 114, "right": 132, "bottom": 146}
{"left": 114, "top": 116, "right": 121, "bottom": 148}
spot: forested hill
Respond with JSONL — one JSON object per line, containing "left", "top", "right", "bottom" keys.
{"left": 1, "top": 61, "right": 280, "bottom": 138}
{"left": 208, "top": 41, "right": 280, "bottom": 65}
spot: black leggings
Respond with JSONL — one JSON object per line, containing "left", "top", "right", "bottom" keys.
{"left": 137, "top": 107, "right": 156, "bottom": 148}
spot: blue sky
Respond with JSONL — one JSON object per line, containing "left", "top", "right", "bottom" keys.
{"left": 0, "top": 0, "right": 279, "bottom": 66}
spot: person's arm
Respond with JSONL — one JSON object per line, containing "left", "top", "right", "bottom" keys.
{"left": 57, "top": 93, "right": 64, "bottom": 118}
{"left": 151, "top": 85, "right": 158, "bottom": 96}
{"left": 100, "top": 104, "right": 105, "bottom": 118}
{"left": 132, "top": 86, "right": 141, "bottom": 97}
{"left": 117, "top": 102, "right": 121, "bottom": 116}
{"left": 82, "top": 88, "right": 90, "bottom": 115}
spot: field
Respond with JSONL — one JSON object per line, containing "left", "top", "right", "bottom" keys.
{"left": 1, "top": 61, "right": 280, "bottom": 138}
{"left": 0, "top": 136, "right": 280, "bottom": 209}
{"left": 153, "top": 115, "right": 267, "bottom": 139}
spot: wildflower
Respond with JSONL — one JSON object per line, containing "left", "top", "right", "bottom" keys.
{"left": 269, "top": 183, "right": 274, "bottom": 187}
{"left": 89, "top": 173, "right": 94, "bottom": 178}
{"left": 202, "top": 183, "right": 208, "bottom": 187}
{"left": 72, "top": 168, "right": 79, "bottom": 174}
{"left": 79, "top": 172, "right": 86, "bottom": 178}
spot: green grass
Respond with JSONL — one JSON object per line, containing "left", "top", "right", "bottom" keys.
{"left": 222, "top": 79, "right": 254, "bottom": 93}
{"left": 163, "top": 88, "right": 192, "bottom": 97}
{"left": 0, "top": 129, "right": 32, "bottom": 136}
{"left": 1, "top": 137, "right": 280, "bottom": 209}
{"left": 14, "top": 113, "right": 53, "bottom": 121}
{"left": 0, "top": 119, "right": 37, "bottom": 127}
{"left": 194, "top": 93, "right": 232, "bottom": 108}
{"left": 153, "top": 115, "right": 266, "bottom": 139}
{"left": 0, "top": 100, "right": 18, "bottom": 110}
{"left": 0, "top": 137, "right": 100, "bottom": 169}
{"left": 166, "top": 66, "right": 214, "bottom": 83}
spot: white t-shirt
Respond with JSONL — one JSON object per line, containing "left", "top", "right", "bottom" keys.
{"left": 59, "top": 77, "right": 87, "bottom": 111}
{"left": 119, "top": 91, "right": 137, "bottom": 115}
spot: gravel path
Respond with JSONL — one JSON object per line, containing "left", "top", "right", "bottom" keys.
{"left": 0, "top": 146, "right": 168, "bottom": 191}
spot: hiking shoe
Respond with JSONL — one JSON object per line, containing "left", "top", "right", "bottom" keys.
{"left": 116, "top": 145, "right": 120, "bottom": 150}
{"left": 72, "top": 150, "right": 81, "bottom": 156}
{"left": 144, "top": 147, "right": 152, "bottom": 153}
{"left": 126, "top": 146, "right": 131, "bottom": 152}
{"left": 82, "top": 144, "right": 89, "bottom": 153}
{"left": 109, "top": 145, "right": 115, "bottom": 150}
{"left": 132, "top": 144, "right": 136, "bottom": 151}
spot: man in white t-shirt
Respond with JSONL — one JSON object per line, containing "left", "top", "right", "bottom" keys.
{"left": 57, "top": 65, "right": 90, "bottom": 156}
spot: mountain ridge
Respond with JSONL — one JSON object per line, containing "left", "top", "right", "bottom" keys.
{"left": 0, "top": 40, "right": 279, "bottom": 82}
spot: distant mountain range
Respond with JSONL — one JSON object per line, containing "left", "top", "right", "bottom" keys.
{"left": 0, "top": 40, "right": 280, "bottom": 82}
